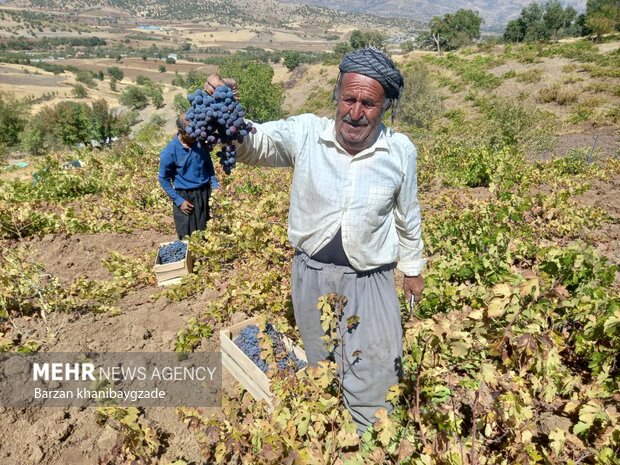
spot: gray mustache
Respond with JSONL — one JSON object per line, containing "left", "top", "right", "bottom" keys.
{"left": 342, "top": 114, "right": 369, "bottom": 126}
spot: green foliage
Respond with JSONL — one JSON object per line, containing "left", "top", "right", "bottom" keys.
{"left": 0, "top": 92, "right": 28, "bottom": 148}
{"left": 218, "top": 59, "right": 283, "bottom": 122}
{"left": 431, "top": 53, "right": 502, "bottom": 89}
{"left": 349, "top": 29, "right": 386, "bottom": 50}
{"left": 71, "top": 83, "right": 88, "bottom": 98}
{"left": 119, "top": 85, "right": 149, "bottom": 110}
{"left": 134, "top": 74, "right": 152, "bottom": 86}
{"left": 585, "top": 0, "right": 620, "bottom": 39}
{"left": 175, "top": 317, "right": 213, "bottom": 353}
{"left": 96, "top": 407, "right": 163, "bottom": 464}
{"left": 504, "top": 1, "right": 582, "bottom": 42}
{"left": 158, "top": 64, "right": 166, "bottom": 73}
{"left": 144, "top": 82, "right": 164, "bottom": 109}
{"left": 399, "top": 61, "right": 443, "bottom": 129}
{"left": 299, "top": 86, "right": 334, "bottom": 116}
{"left": 282, "top": 50, "right": 301, "bottom": 71}
{"left": 52, "top": 101, "right": 92, "bottom": 146}
{"left": 75, "top": 69, "right": 95, "bottom": 87}
{"left": 179, "top": 68, "right": 208, "bottom": 92}
{"left": 430, "top": 9, "right": 483, "bottom": 52}
{"left": 332, "top": 41, "right": 352, "bottom": 58}
{"left": 107, "top": 66, "right": 124, "bottom": 81}
{"left": 172, "top": 93, "right": 191, "bottom": 114}
{"left": 0, "top": 246, "right": 71, "bottom": 319}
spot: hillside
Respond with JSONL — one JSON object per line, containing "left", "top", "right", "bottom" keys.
{"left": 277, "top": 0, "right": 588, "bottom": 31}
{"left": 2, "top": 0, "right": 424, "bottom": 34}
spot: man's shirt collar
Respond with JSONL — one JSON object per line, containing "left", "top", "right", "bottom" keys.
{"left": 319, "top": 119, "right": 389, "bottom": 156}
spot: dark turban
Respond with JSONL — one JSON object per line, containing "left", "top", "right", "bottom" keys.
{"left": 339, "top": 47, "right": 404, "bottom": 100}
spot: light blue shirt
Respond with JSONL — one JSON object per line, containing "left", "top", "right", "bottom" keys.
{"left": 236, "top": 113, "right": 425, "bottom": 275}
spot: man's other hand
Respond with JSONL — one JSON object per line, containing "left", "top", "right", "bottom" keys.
{"left": 205, "top": 75, "right": 239, "bottom": 99}
{"left": 180, "top": 200, "right": 193, "bottom": 215}
{"left": 403, "top": 275, "right": 424, "bottom": 304}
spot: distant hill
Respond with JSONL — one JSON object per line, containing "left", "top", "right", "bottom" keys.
{"left": 3, "top": 0, "right": 424, "bottom": 34}
{"left": 277, "top": 0, "right": 588, "bottom": 31}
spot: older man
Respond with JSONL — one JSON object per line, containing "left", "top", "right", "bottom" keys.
{"left": 207, "top": 47, "right": 425, "bottom": 433}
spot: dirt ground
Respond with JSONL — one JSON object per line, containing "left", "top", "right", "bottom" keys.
{"left": 0, "top": 231, "right": 236, "bottom": 465}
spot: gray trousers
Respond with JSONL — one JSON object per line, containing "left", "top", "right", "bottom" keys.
{"left": 291, "top": 252, "right": 403, "bottom": 434}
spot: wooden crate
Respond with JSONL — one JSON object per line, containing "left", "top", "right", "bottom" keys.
{"left": 153, "top": 241, "right": 193, "bottom": 286}
{"left": 220, "top": 316, "right": 307, "bottom": 405}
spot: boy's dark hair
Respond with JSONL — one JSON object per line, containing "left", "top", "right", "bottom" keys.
{"left": 176, "top": 113, "right": 187, "bottom": 131}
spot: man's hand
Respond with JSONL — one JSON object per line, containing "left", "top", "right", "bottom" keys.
{"left": 179, "top": 200, "right": 193, "bottom": 215}
{"left": 403, "top": 275, "right": 424, "bottom": 305}
{"left": 205, "top": 74, "right": 239, "bottom": 99}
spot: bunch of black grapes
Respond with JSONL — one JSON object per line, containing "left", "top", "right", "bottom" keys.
{"left": 234, "top": 324, "right": 307, "bottom": 374}
{"left": 158, "top": 240, "right": 187, "bottom": 264}
{"left": 185, "top": 85, "right": 256, "bottom": 175}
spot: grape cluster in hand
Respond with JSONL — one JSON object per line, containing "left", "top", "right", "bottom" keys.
{"left": 185, "top": 85, "right": 256, "bottom": 175}
{"left": 234, "top": 324, "right": 307, "bottom": 374}
{"left": 158, "top": 240, "right": 187, "bottom": 264}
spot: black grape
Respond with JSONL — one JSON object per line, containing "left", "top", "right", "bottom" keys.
{"left": 185, "top": 85, "right": 257, "bottom": 175}
{"left": 158, "top": 240, "right": 187, "bottom": 264}
{"left": 234, "top": 324, "right": 307, "bottom": 374}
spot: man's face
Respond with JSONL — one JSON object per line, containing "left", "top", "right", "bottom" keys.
{"left": 335, "top": 73, "right": 386, "bottom": 155}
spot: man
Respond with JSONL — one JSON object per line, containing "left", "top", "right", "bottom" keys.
{"left": 207, "top": 47, "right": 425, "bottom": 434}
{"left": 158, "top": 113, "right": 216, "bottom": 239}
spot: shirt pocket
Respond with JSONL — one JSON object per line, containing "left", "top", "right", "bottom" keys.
{"left": 366, "top": 186, "right": 395, "bottom": 219}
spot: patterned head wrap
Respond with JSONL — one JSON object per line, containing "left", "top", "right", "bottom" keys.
{"left": 338, "top": 47, "right": 404, "bottom": 101}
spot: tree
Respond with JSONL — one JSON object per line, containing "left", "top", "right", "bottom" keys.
{"left": 219, "top": 59, "right": 283, "bottom": 122}
{"left": 504, "top": 19, "right": 524, "bottom": 42}
{"left": 333, "top": 41, "right": 352, "bottom": 58}
{"left": 72, "top": 83, "right": 88, "bottom": 98}
{"left": 52, "top": 101, "right": 91, "bottom": 146}
{"left": 107, "top": 66, "right": 124, "bottom": 81}
{"left": 183, "top": 69, "right": 209, "bottom": 92}
{"left": 118, "top": 85, "right": 149, "bottom": 110}
{"left": 544, "top": 0, "right": 568, "bottom": 40}
{"left": 166, "top": 56, "right": 176, "bottom": 64}
{"left": 159, "top": 65, "right": 167, "bottom": 73}
{"left": 145, "top": 83, "right": 164, "bottom": 109}
{"left": 429, "top": 9, "right": 483, "bottom": 52}
{"left": 172, "top": 93, "right": 191, "bottom": 113}
{"left": 181, "top": 42, "right": 191, "bottom": 51}
{"left": 90, "top": 98, "right": 114, "bottom": 142}
{"left": 349, "top": 30, "right": 386, "bottom": 50}
{"left": 283, "top": 51, "right": 301, "bottom": 71}
{"left": 0, "top": 92, "right": 28, "bottom": 148}
{"left": 504, "top": 1, "right": 582, "bottom": 42}
{"left": 399, "top": 61, "right": 443, "bottom": 129}
{"left": 585, "top": 0, "right": 620, "bottom": 39}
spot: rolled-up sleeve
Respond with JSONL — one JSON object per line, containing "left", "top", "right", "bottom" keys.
{"left": 394, "top": 145, "right": 426, "bottom": 276}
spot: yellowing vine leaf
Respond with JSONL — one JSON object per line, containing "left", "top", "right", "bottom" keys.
{"left": 373, "top": 408, "right": 396, "bottom": 447}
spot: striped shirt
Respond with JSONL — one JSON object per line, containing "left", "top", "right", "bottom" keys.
{"left": 236, "top": 113, "right": 425, "bottom": 276}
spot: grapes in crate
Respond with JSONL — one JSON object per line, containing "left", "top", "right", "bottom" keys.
{"left": 185, "top": 85, "right": 257, "bottom": 175}
{"left": 158, "top": 240, "right": 187, "bottom": 264}
{"left": 234, "top": 324, "right": 307, "bottom": 374}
